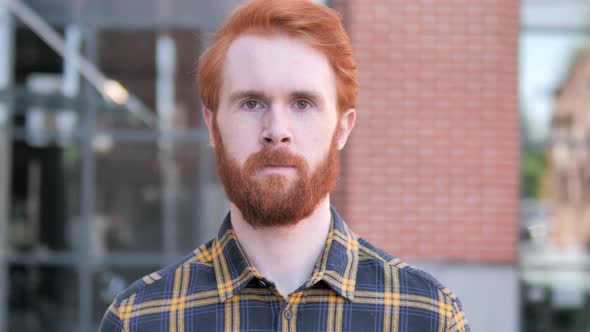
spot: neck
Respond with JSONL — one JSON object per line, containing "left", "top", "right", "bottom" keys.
{"left": 230, "top": 197, "right": 332, "bottom": 298}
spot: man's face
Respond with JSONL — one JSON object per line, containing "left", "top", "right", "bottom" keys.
{"left": 204, "top": 34, "right": 354, "bottom": 227}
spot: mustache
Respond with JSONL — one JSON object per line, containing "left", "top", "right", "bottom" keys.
{"left": 243, "top": 148, "right": 308, "bottom": 174}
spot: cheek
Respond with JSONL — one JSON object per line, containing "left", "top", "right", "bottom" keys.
{"left": 300, "top": 122, "right": 337, "bottom": 167}
{"left": 217, "top": 119, "right": 260, "bottom": 165}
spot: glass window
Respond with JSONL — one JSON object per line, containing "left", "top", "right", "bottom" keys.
{"left": 8, "top": 265, "right": 79, "bottom": 332}
{"left": 9, "top": 139, "right": 82, "bottom": 253}
{"left": 520, "top": 2, "right": 590, "bottom": 331}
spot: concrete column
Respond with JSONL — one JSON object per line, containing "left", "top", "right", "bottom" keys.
{"left": 156, "top": 34, "right": 179, "bottom": 260}
{"left": 58, "top": 24, "right": 81, "bottom": 146}
{"left": 0, "top": 1, "right": 14, "bottom": 331}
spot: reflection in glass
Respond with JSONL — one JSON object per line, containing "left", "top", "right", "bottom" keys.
{"left": 8, "top": 265, "right": 78, "bottom": 332}
{"left": 9, "top": 139, "right": 81, "bottom": 253}
{"left": 520, "top": 25, "right": 590, "bottom": 331}
{"left": 94, "top": 139, "right": 207, "bottom": 254}
{"left": 547, "top": 48, "right": 590, "bottom": 249}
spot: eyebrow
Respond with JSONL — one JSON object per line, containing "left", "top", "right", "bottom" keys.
{"left": 291, "top": 90, "right": 324, "bottom": 107}
{"left": 228, "top": 90, "right": 271, "bottom": 105}
{"left": 228, "top": 89, "right": 325, "bottom": 108}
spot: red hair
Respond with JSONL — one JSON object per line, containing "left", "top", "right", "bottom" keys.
{"left": 198, "top": 0, "right": 357, "bottom": 114}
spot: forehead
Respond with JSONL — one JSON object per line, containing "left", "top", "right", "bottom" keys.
{"left": 221, "top": 34, "right": 336, "bottom": 101}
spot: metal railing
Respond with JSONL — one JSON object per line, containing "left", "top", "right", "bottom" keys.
{"left": 3, "top": 0, "right": 157, "bottom": 128}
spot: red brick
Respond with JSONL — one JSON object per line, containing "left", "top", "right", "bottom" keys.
{"left": 333, "top": 0, "right": 519, "bottom": 263}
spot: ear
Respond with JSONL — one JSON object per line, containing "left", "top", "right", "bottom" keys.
{"left": 202, "top": 106, "right": 216, "bottom": 147}
{"left": 336, "top": 108, "right": 356, "bottom": 150}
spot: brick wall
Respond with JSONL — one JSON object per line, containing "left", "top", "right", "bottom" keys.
{"left": 332, "top": 0, "right": 519, "bottom": 263}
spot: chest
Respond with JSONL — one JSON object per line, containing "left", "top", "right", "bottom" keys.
{"left": 128, "top": 288, "right": 447, "bottom": 332}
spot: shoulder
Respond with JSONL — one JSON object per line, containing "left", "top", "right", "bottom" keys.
{"left": 355, "top": 237, "right": 469, "bottom": 330}
{"left": 108, "top": 239, "right": 218, "bottom": 311}
{"left": 356, "top": 236, "right": 454, "bottom": 296}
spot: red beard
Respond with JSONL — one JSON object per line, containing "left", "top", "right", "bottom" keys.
{"left": 212, "top": 120, "right": 340, "bottom": 228}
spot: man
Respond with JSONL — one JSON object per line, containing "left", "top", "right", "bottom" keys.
{"left": 100, "top": 0, "right": 470, "bottom": 331}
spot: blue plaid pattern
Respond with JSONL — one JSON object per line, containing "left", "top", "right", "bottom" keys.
{"left": 99, "top": 207, "right": 469, "bottom": 331}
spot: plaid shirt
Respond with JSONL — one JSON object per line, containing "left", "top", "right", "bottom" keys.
{"left": 100, "top": 207, "right": 469, "bottom": 331}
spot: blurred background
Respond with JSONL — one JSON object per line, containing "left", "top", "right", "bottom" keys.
{"left": 0, "top": 0, "right": 588, "bottom": 331}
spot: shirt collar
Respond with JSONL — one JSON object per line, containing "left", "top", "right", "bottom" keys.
{"left": 304, "top": 207, "right": 359, "bottom": 301}
{"left": 212, "top": 206, "right": 359, "bottom": 302}
{"left": 211, "top": 212, "right": 261, "bottom": 302}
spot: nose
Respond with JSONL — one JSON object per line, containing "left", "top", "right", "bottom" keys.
{"left": 260, "top": 108, "right": 293, "bottom": 147}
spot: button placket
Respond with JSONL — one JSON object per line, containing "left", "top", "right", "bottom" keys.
{"left": 283, "top": 308, "right": 293, "bottom": 320}
{"left": 280, "top": 290, "right": 303, "bottom": 327}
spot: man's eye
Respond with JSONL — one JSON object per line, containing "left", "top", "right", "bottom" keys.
{"left": 243, "top": 100, "right": 262, "bottom": 110}
{"left": 294, "top": 100, "right": 310, "bottom": 110}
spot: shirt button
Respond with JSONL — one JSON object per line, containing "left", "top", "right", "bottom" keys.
{"left": 284, "top": 309, "right": 293, "bottom": 320}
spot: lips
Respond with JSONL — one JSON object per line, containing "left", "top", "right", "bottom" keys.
{"left": 261, "top": 164, "right": 296, "bottom": 174}
{"left": 263, "top": 164, "right": 295, "bottom": 172}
